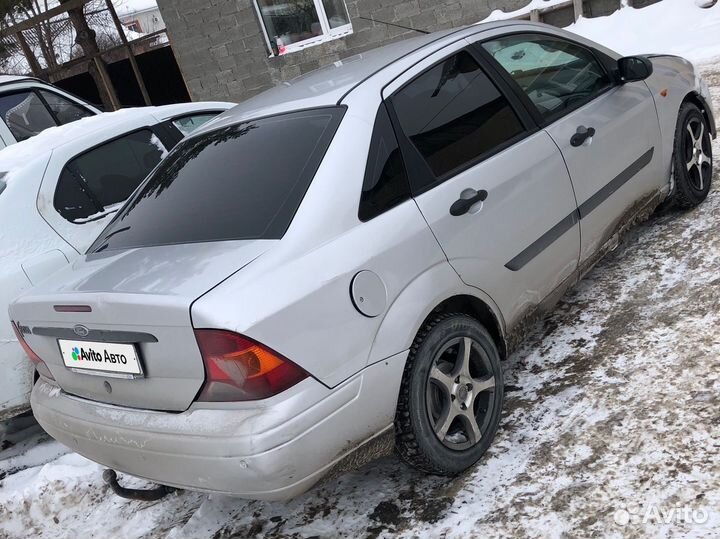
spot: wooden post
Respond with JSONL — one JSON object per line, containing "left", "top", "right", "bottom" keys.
{"left": 15, "top": 31, "right": 43, "bottom": 76}
{"left": 93, "top": 55, "right": 121, "bottom": 110}
{"left": 105, "top": 0, "right": 152, "bottom": 106}
{"left": 573, "top": 0, "right": 584, "bottom": 20}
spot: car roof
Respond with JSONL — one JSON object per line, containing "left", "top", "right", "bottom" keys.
{"left": 0, "top": 102, "right": 232, "bottom": 172}
{"left": 202, "top": 20, "right": 538, "bottom": 132}
{"left": 0, "top": 75, "right": 38, "bottom": 86}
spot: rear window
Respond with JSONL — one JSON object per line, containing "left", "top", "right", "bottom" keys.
{"left": 91, "top": 107, "right": 344, "bottom": 253}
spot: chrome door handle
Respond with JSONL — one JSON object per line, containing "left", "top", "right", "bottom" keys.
{"left": 570, "top": 125, "right": 596, "bottom": 147}
{"left": 450, "top": 189, "right": 488, "bottom": 216}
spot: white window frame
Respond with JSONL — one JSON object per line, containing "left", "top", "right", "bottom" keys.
{"left": 253, "top": 0, "right": 353, "bottom": 57}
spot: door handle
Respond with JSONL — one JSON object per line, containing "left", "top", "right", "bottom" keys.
{"left": 570, "top": 125, "right": 595, "bottom": 147}
{"left": 450, "top": 188, "right": 488, "bottom": 216}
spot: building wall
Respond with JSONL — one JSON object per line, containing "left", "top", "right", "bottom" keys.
{"left": 154, "top": 0, "right": 622, "bottom": 104}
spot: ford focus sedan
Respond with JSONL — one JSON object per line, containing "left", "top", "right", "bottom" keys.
{"left": 9, "top": 21, "right": 715, "bottom": 500}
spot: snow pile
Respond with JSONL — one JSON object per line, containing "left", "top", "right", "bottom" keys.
{"left": 568, "top": 0, "right": 720, "bottom": 65}
{"left": 480, "top": 0, "right": 720, "bottom": 66}
{"left": 483, "top": 0, "right": 578, "bottom": 22}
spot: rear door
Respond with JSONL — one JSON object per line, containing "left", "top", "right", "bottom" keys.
{"left": 480, "top": 32, "right": 663, "bottom": 264}
{"left": 384, "top": 40, "right": 580, "bottom": 330}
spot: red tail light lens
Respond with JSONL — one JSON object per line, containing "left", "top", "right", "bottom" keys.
{"left": 11, "top": 322, "right": 55, "bottom": 381}
{"left": 194, "top": 329, "right": 308, "bottom": 401}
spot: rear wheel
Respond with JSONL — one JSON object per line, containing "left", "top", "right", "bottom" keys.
{"left": 671, "top": 103, "right": 713, "bottom": 209}
{"left": 395, "top": 313, "right": 504, "bottom": 475}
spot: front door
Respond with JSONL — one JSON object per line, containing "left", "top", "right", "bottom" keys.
{"left": 384, "top": 43, "right": 581, "bottom": 330}
{"left": 480, "top": 32, "right": 663, "bottom": 264}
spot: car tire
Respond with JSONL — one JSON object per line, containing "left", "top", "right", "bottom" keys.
{"left": 394, "top": 313, "right": 504, "bottom": 475}
{"left": 671, "top": 103, "right": 713, "bottom": 209}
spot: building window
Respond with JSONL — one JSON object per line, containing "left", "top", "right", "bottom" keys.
{"left": 125, "top": 20, "right": 142, "bottom": 33}
{"left": 254, "top": 0, "right": 352, "bottom": 56}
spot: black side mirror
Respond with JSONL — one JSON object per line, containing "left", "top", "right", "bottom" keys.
{"left": 617, "top": 56, "right": 653, "bottom": 83}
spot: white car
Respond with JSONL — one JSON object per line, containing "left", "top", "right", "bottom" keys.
{"left": 0, "top": 76, "right": 102, "bottom": 147}
{"left": 0, "top": 101, "right": 233, "bottom": 420}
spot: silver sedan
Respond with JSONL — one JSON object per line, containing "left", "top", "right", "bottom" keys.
{"left": 9, "top": 21, "right": 716, "bottom": 500}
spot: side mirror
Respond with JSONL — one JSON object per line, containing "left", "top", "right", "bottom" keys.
{"left": 617, "top": 56, "right": 653, "bottom": 83}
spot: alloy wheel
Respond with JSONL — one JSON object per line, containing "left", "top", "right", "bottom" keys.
{"left": 425, "top": 336, "right": 498, "bottom": 450}
{"left": 684, "top": 117, "right": 712, "bottom": 191}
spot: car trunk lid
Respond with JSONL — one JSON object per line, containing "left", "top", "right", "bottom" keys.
{"left": 12, "top": 240, "right": 274, "bottom": 411}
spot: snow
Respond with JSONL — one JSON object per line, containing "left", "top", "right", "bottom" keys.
{"left": 481, "top": 0, "right": 720, "bottom": 67}
{"left": 1, "top": 4, "right": 720, "bottom": 539}
{"left": 568, "top": 0, "right": 720, "bottom": 65}
{"left": 114, "top": 0, "right": 159, "bottom": 17}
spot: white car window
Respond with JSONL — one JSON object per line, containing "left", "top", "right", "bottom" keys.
{"left": 39, "top": 90, "right": 93, "bottom": 125}
{"left": 171, "top": 112, "right": 221, "bottom": 136}
{"left": 53, "top": 129, "right": 167, "bottom": 224}
{"left": 0, "top": 91, "right": 57, "bottom": 142}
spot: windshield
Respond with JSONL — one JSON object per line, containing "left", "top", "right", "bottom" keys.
{"left": 90, "top": 107, "right": 345, "bottom": 253}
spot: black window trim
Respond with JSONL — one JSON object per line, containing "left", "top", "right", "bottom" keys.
{"left": 55, "top": 126, "right": 171, "bottom": 225}
{"left": 471, "top": 31, "right": 619, "bottom": 129}
{"left": 384, "top": 45, "right": 538, "bottom": 196}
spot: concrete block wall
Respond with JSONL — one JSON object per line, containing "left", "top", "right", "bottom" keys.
{"left": 156, "top": 0, "right": 533, "bottom": 102}
{"left": 155, "top": 0, "right": 633, "bottom": 104}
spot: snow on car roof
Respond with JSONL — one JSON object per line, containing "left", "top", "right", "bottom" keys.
{"left": 0, "top": 103, "right": 229, "bottom": 174}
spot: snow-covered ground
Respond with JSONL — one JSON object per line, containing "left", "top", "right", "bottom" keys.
{"left": 2, "top": 4, "right": 720, "bottom": 539}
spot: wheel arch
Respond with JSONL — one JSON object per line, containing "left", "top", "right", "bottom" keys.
{"left": 420, "top": 295, "right": 507, "bottom": 361}
{"left": 682, "top": 91, "right": 717, "bottom": 139}
{"left": 367, "top": 262, "right": 508, "bottom": 367}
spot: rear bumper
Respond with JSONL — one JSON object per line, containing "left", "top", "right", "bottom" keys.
{"left": 31, "top": 350, "right": 407, "bottom": 500}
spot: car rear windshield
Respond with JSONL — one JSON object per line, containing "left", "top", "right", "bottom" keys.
{"left": 90, "top": 107, "right": 345, "bottom": 253}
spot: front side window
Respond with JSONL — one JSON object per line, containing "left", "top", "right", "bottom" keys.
{"left": 54, "top": 129, "right": 167, "bottom": 223}
{"left": 172, "top": 112, "right": 221, "bottom": 136}
{"left": 90, "top": 107, "right": 345, "bottom": 253}
{"left": 391, "top": 50, "right": 525, "bottom": 186}
{"left": 39, "top": 90, "right": 93, "bottom": 125}
{"left": 255, "top": 0, "right": 351, "bottom": 55}
{"left": 482, "top": 34, "right": 613, "bottom": 121}
{"left": 0, "top": 91, "right": 57, "bottom": 142}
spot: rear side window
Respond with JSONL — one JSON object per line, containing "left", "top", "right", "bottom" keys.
{"left": 0, "top": 91, "right": 57, "bottom": 141}
{"left": 39, "top": 90, "right": 93, "bottom": 124}
{"left": 359, "top": 104, "right": 409, "bottom": 221}
{"left": 54, "top": 129, "right": 167, "bottom": 223}
{"left": 391, "top": 50, "right": 524, "bottom": 186}
{"left": 91, "top": 107, "right": 345, "bottom": 252}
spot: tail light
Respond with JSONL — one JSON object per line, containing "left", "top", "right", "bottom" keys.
{"left": 11, "top": 322, "right": 55, "bottom": 381}
{"left": 194, "top": 329, "right": 308, "bottom": 401}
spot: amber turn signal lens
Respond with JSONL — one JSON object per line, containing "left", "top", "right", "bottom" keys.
{"left": 194, "top": 329, "right": 308, "bottom": 401}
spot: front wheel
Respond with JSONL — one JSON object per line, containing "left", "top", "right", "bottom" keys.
{"left": 394, "top": 313, "right": 504, "bottom": 475}
{"left": 670, "top": 103, "right": 713, "bottom": 209}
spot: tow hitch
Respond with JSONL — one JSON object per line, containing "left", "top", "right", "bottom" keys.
{"left": 103, "top": 469, "right": 178, "bottom": 501}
